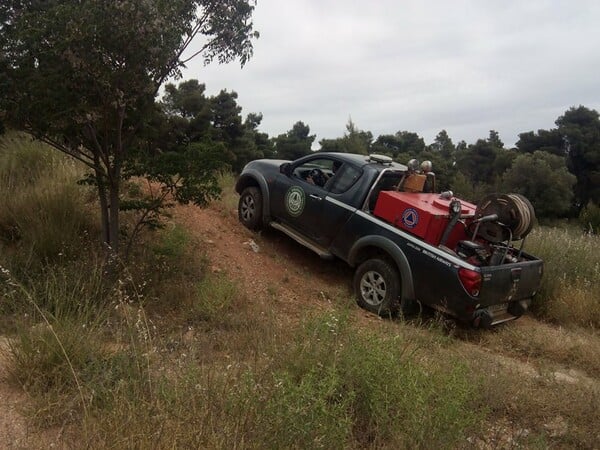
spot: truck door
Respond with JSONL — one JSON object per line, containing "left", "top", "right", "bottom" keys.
{"left": 317, "top": 163, "right": 364, "bottom": 245}
{"left": 270, "top": 157, "right": 335, "bottom": 241}
{"left": 271, "top": 156, "right": 349, "bottom": 246}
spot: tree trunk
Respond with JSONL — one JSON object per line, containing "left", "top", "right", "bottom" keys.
{"left": 95, "top": 169, "right": 110, "bottom": 246}
{"left": 108, "top": 177, "right": 120, "bottom": 256}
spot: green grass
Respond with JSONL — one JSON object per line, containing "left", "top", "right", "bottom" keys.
{"left": 73, "top": 312, "right": 482, "bottom": 449}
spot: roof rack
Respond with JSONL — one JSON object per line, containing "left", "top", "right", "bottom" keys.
{"left": 367, "top": 154, "right": 393, "bottom": 165}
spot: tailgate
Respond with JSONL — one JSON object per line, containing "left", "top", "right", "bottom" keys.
{"left": 478, "top": 258, "right": 543, "bottom": 306}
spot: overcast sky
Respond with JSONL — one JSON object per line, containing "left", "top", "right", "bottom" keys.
{"left": 182, "top": 0, "right": 600, "bottom": 149}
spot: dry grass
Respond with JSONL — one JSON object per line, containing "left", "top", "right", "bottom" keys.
{"left": 545, "top": 284, "right": 600, "bottom": 329}
{"left": 213, "top": 170, "right": 239, "bottom": 218}
{"left": 470, "top": 354, "right": 600, "bottom": 448}
{"left": 526, "top": 227, "right": 600, "bottom": 329}
{"left": 0, "top": 132, "right": 97, "bottom": 265}
{"left": 487, "top": 320, "right": 600, "bottom": 377}
{"left": 2, "top": 134, "right": 600, "bottom": 449}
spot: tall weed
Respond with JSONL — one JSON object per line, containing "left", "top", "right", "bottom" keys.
{"left": 214, "top": 170, "right": 238, "bottom": 216}
{"left": 526, "top": 227, "right": 600, "bottom": 328}
{"left": 3, "top": 261, "right": 154, "bottom": 429}
{"left": 0, "top": 132, "right": 97, "bottom": 262}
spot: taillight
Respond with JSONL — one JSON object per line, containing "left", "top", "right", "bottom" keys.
{"left": 458, "top": 268, "right": 482, "bottom": 297}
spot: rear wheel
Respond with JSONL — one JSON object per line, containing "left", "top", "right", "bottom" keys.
{"left": 238, "top": 187, "right": 263, "bottom": 230}
{"left": 354, "top": 258, "right": 400, "bottom": 317}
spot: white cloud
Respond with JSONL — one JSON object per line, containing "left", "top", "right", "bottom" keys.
{"left": 182, "top": 0, "right": 600, "bottom": 148}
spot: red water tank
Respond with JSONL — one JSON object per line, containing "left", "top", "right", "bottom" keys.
{"left": 373, "top": 192, "right": 476, "bottom": 248}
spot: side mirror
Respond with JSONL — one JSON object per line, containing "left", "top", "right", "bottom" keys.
{"left": 280, "top": 162, "right": 292, "bottom": 176}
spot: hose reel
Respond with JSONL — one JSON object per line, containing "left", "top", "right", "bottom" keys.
{"left": 474, "top": 194, "right": 536, "bottom": 243}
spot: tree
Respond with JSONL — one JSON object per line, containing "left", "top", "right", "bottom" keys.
{"left": 0, "top": 0, "right": 258, "bottom": 255}
{"left": 370, "top": 134, "right": 403, "bottom": 157}
{"left": 318, "top": 138, "right": 347, "bottom": 153}
{"left": 244, "top": 113, "right": 275, "bottom": 160}
{"left": 487, "top": 130, "right": 504, "bottom": 149}
{"left": 449, "top": 172, "right": 489, "bottom": 203}
{"left": 371, "top": 131, "right": 426, "bottom": 161}
{"left": 516, "top": 129, "right": 563, "bottom": 156}
{"left": 342, "top": 118, "right": 372, "bottom": 155}
{"left": 430, "top": 129, "right": 455, "bottom": 158}
{"left": 395, "top": 131, "right": 426, "bottom": 156}
{"left": 208, "top": 89, "right": 248, "bottom": 169}
{"left": 158, "top": 82, "right": 268, "bottom": 171}
{"left": 455, "top": 139, "right": 498, "bottom": 185}
{"left": 162, "top": 79, "right": 212, "bottom": 145}
{"left": 557, "top": 105, "right": 600, "bottom": 209}
{"left": 501, "top": 151, "right": 576, "bottom": 218}
{"left": 274, "top": 121, "right": 315, "bottom": 160}
{"left": 318, "top": 118, "right": 372, "bottom": 154}
{"left": 163, "top": 79, "right": 210, "bottom": 119}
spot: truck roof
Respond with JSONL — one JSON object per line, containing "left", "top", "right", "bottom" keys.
{"left": 313, "top": 152, "right": 408, "bottom": 172}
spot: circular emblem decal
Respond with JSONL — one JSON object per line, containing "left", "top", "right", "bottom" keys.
{"left": 285, "top": 186, "right": 306, "bottom": 217}
{"left": 401, "top": 208, "right": 419, "bottom": 229}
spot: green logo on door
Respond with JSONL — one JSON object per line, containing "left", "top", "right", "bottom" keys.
{"left": 285, "top": 186, "right": 305, "bottom": 217}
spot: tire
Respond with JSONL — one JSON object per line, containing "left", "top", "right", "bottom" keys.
{"left": 238, "top": 186, "right": 263, "bottom": 230}
{"left": 353, "top": 258, "right": 400, "bottom": 317}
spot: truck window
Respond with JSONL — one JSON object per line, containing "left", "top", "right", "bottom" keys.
{"left": 328, "top": 164, "right": 362, "bottom": 194}
{"left": 292, "top": 158, "right": 334, "bottom": 187}
{"left": 366, "top": 169, "right": 405, "bottom": 211}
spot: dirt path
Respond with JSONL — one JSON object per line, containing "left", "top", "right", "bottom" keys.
{"left": 0, "top": 338, "right": 65, "bottom": 449}
{"left": 175, "top": 203, "right": 360, "bottom": 323}
{"left": 0, "top": 337, "right": 29, "bottom": 448}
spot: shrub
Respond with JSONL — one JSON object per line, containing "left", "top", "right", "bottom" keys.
{"left": 273, "top": 314, "right": 481, "bottom": 448}
{"left": 579, "top": 201, "right": 600, "bottom": 234}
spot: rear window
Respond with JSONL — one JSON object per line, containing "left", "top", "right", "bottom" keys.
{"left": 329, "top": 164, "right": 362, "bottom": 194}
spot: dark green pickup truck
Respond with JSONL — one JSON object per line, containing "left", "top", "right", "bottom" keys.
{"left": 236, "top": 152, "right": 543, "bottom": 328}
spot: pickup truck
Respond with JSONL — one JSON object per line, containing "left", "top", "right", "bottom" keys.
{"left": 235, "top": 152, "right": 543, "bottom": 328}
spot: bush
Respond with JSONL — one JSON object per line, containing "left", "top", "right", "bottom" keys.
{"left": 579, "top": 201, "right": 600, "bottom": 234}
{"left": 272, "top": 313, "right": 481, "bottom": 448}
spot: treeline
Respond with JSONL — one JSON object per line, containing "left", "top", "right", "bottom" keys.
{"left": 157, "top": 80, "right": 600, "bottom": 225}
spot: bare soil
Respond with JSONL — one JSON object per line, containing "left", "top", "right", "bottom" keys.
{"left": 0, "top": 338, "right": 64, "bottom": 449}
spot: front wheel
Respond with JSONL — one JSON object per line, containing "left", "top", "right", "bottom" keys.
{"left": 353, "top": 258, "right": 400, "bottom": 317}
{"left": 238, "top": 186, "right": 263, "bottom": 230}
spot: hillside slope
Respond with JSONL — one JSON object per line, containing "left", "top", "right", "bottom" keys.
{"left": 176, "top": 199, "right": 600, "bottom": 447}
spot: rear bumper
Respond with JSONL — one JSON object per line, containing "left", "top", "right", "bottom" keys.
{"left": 471, "top": 299, "right": 531, "bottom": 328}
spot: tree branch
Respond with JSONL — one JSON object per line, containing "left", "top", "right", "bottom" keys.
{"left": 152, "top": 6, "right": 214, "bottom": 95}
{"left": 180, "top": 42, "right": 211, "bottom": 65}
{"left": 29, "top": 131, "right": 103, "bottom": 174}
